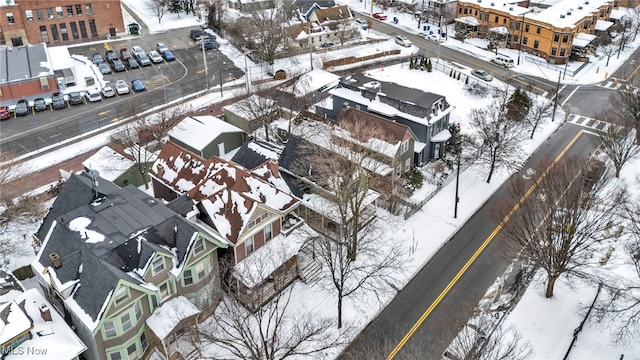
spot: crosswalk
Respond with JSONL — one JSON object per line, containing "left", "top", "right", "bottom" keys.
{"left": 600, "top": 80, "right": 624, "bottom": 90}
{"left": 566, "top": 113, "right": 612, "bottom": 132}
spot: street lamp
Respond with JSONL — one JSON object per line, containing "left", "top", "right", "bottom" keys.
{"left": 517, "top": 12, "right": 526, "bottom": 66}
{"left": 216, "top": 52, "right": 223, "bottom": 97}
{"left": 198, "top": 36, "right": 209, "bottom": 90}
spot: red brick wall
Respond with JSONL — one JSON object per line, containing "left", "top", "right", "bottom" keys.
{"left": 0, "top": 76, "right": 56, "bottom": 100}
{"left": 0, "top": 1, "right": 124, "bottom": 46}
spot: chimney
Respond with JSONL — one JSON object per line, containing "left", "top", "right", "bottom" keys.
{"left": 342, "top": 102, "right": 350, "bottom": 110}
{"left": 40, "top": 304, "right": 52, "bottom": 322}
{"left": 49, "top": 253, "right": 61, "bottom": 268}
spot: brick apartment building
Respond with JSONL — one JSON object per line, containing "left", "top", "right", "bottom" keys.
{"left": 0, "top": 0, "right": 124, "bottom": 47}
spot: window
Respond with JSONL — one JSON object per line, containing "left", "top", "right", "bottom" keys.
{"left": 159, "top": 282, "right": 170, "bottom": 299}
{"left": 463, "top": 8, "right": 468, "bottom": 14}
{"left": 114, "top": 287, "right": 129, "bottom": 306}
{"left": 127, "top": 343, "right": 137, "bottom": 360}
{"left": 536, "top": 26, "right": 541, "bottom": 34}
{"left": 553, "top": 33, "right": 560, "bottom": 42}
{"left": 56, "top": 6, "right": 63, "bottom": 18}
{"left": 246, "top": 237, "right": 255, "bottom": 255}
{"left": 76, "top": 4, "right": 83, "bottom": 15}
{"left": 134, "top": 301, "right": 142, "bottom": 321}
{"left": 184, "top": 269, "right": 193, "bottom": 285}
{"left": 104, "top": 320, "right": 117, "bottom": 338}
{"left": 405, "top": 158, "right": 411, "bottom": 172}
{"left": 66, "top": 5, "right": 74, "bottom": 16}
{"left": 47, "top": 8, "right": 54, "bottom": 19}
{"left": 494, "top": 16, "right": 498, "bottom": 22}
{"left": 151, "top": 295, "right": 158, "bottom": 309}
{"left": 89, "top": 19, "right": 97, "bottom": 37}
{"left": 86, "top": 3, "right": 94, "bottom": 15}
{"left": 551, "top": 47, "right": 557, "bottom": 56}
{"left": 152, "top": 257, "right": 164, "bottom": 274}
{"left": 522, "top": 37, "right": 528, "bottom": 45}
{"left": 503, "top": 18, "right": 506, "bottom": 25}
{"left": 40, "top": 26, "right": 49, "bottom": 43}
{"left": 36, "top": 9, "right": 43, "bottom": 20}
{"left": 401, "top": 140, "right": 409, "bottom": 153}
{"left": 264, "top": 224, "right": 272, "bottom": 241}
{"left": 121, "top": 312, "right": 132, "bottom": 332}
{"left": 560, "top": 48, "right": 566, "bottom": 56}
{"left": 533, "top": 40, "right": 539, "bottom": 49}
{"left": 79, "top": 20, "right": 87, "bottom": 38}
{"left": 562, "top": 34, "right": 569, "bottom": 43}
{"left": 60, "top": 23, "right": 69, "bottom": 41}
{"left": 50, "top": 24, "right": 59, "bottom": 42}
{"left": 70, "top": 22, "right": 79, "bottom": 39}
{"left": 196, "top": 259, "right": 208, "bottom": 281}
{"left": 513, "top": 35, "right": 518, "bottom": 43}
{"left": 525, "top": 24, "right": 529, "bottom": 32}
{"left": 6, "top": 13, "right": 15, "bottom": 24}
{"left": 25, "top": 10, "right": 34, "bottom": 22}
{"left": 194, "top": 238, "right": 205, "bottom": 254}
{"left": 583, "top": 21, "right": 589, "bottom": 29}
{"left": 109, "top": 351, "right": 122, "bottom": 360}
{"left": 261, "top": 212, "right": 268, "bottom": 220}
{"left": 484, "top": 13, "right": 489, "bottom": 21}
{"left": 396, "top": 165, "right": 401, "bottom": 177}
{"left": 140, "top": 332, "right": 148, "bottom": 352}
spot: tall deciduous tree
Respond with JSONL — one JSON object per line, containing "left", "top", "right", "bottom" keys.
{"left": 523, "top": 98, "right": 553, "bottom": 139}
{"left": 497, "top": 155, "right": 623, "bottom": 298}
{"left": 146, "top": 0, "right": 166, "bottom": 24}
{"left": 593, "top": 110, "right": 640, "bottom": 177}
{"left": 610, "top": 75, "right": 640, "bottom": 144}
{"left": 241, "top": 9, "right": 289, "bottom": 66}
{"left": 467, "top": 87, "right": 527, "bottom": 183}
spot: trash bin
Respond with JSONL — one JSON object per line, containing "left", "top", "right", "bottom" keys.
{"left": 423, "top": 26, "right": 427, "bottom": 31}
{"left": 128, "top": 23, "right": 139, "bottom": 35}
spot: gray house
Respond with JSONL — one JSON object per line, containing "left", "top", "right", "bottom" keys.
{"left": 168, "top": 115, "right": 246, "bottom": 159}
{"left": 326, "top": 74, "right": 454, "bottom": 166}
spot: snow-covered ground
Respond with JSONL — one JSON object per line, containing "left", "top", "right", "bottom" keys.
{"left": 5, "top": 1, "right": 640, "bottom": 359}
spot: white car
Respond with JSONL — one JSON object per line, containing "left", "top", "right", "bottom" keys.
{"left": 101, "top": 85, "right": 115, "bottom": 98}
{"left": 155, "top": 42, "right": 169, "bottom": 54}
{"left": 131, "top": 45, "right": 145, "bottom": 57}
{"left": 148, "top": 50, "right": 163, "bottom": 63}
{"left": 426, "top": 33, "right": 444, "bottom": 43}
{"left": 85, "top": 88, "right": 102, "bottom": 102}
{"left": 115, "top": 80, "right": 130, "bottom": 95}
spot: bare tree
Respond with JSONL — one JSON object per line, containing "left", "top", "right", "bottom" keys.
{"left": 0, "top": 152, "right": 47, "bottom": 264}
{"left": 627, "top": 6, "right": 640, "bottom": 42}
{"left": 610, "top": 75, "right": 640, "bottom": 145}
{"left": 332, "top": 18, "right": 356, "bottom": 46}
{"left": 467, "top": 87, "right": 528, "bottom": 183}
{"left": 197, "top": 252, "right": 347, "bottom": 359}
{"left": 524, "top": 98, "right": 553, "bottom": 139}
{"left": 147, "top": 0, "right": 166, "bottom": 24}
{"left": 233, "top": 88, "right": 280, "bottom": 142}
{"left": 593, "top": 110, "right": 640, "bottom": 177}
{"left": 240, "top": 9, "right": 289, "bottom": 66}
{"left": 597, "top": 34, "right": 617, "bottom": 67}
{"left": 497, "top": 155, "right": 624, "bottom": 298}
{"left": 206, "top": 0, "right": 226, "bottom": 29}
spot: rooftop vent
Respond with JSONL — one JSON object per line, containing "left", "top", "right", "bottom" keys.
{"left": 567, "top": 10, "right": 572, "bottom": 15}
{"left": 585, "top": 0, "right": 589, "bottom": 4}
{"left": 509, "top": 7, "right": 513, "bottom": 10}
{"left": 491, "top": 2, "right": 495, "bottom": 5}
{"left": 49, "top": 253, "right": 61, "bottom": 268}
{"left": 560, "top": 14, "right": 565, "bottom": 18}
{"left": 578, "top": 6, "right": 583, "bottom": 9}
{"left": 40, "top": 304, "right": 52, "bottom": 322}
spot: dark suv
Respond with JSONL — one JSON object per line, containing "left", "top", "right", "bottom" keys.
{"left": 33, "top": 97, "right": 47, "bottom": 112}
{"left": 15, "top": 99, "right": 30, "bottom": 116}
{"left": 51, "top": 92, "right": 67, "bottom": 109}
{"left": 120, "top": 48, "right": 133, "bottom": 61}
{"left": 105, "top": 50, "right": 118, "bottom": 63}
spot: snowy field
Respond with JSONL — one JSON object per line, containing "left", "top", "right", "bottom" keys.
{"left": 5, "top": 1, "right": 640, "bottom": 358}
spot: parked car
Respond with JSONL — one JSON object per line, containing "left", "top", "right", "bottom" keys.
{"left": 395, "top": 35, "right": 412, "bottom": 47}
{"left": 425, "top": 33, "right": 444, "bottom": 43}
{"left": 115, "top": 80, "right": 130, "bottom": 95}
{"left": 131, "top": 79, "right": 146, "bottom": 92}
{"left": 105, "top": 50, "right": 118, "bottom": 63}
{"left": 85, "top": 88, "right": 102, "bottom": 102}
{"left": 102, "top": 84, "right": 115, "bottom": 98}
{"left": 33, "top": 97, "right": 47, "bottom": 112}
{"left": 0, "top": 106, "right": 11, "bottom": 120}
{"left": 98, "top": 62, "right": 111, "bottom": 75}
{"left": 136, "top": 52, "right": 151, "bottom": 66}
{"left": 190, "top": 29, "right": 206, "bottom": 40}
{"left": 471, "top": 69, "right": 493, "bottom": 82}
{"left": 372, "top": 12, "right": 387, "bottom": 20}
{"left": 148, "top": 51, "right": 163, "bottom": 63}
{"left": 126, "top": 57, "right": 140, "bottom": 69}
{"left": 198, "top": 39, "right": 217, "bottom": 50}
{"left": 111, "top": 59, "right": 126, "bottom": 72}
{"left": 162, "top": 50, "right": 175, "bottom": 61}
{"left": 51, "top": 92, "right": 67, "bottom": 109}
{"left": 491, "top": 54, "right": 515, "bottom": 68}
{"left": 68, "top": 92, "right": 84, "bottom": 105}
{"left": 156, "top": 42, "right": 169, "bottom": 54}
{"left": 93, "top": 53, "right": 105, "bottom": 65}
{"left": 119, "top": 48, "right": 133, "bottom": 60}
{"left": 131, "top": 45, "right": 145, "bottom": 57}
{"left": 15, "top": 99, "right": 30, "bottom": 116}
{"left": 355, "top": 18, "right": 368, "bottom": 29}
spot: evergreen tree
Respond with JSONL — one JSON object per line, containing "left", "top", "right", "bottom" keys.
{"left": 426, "top": 59, "right": 432, "bottom": 72}
{"left": 168, "top": 0, "right": 183, "bottom": 14}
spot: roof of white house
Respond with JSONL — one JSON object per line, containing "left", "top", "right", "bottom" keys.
{"left": 169, "top": 116, "right": 244, "bottom": 152}
{"left": 82, "top": 146, "right": 135, "bottom": 182}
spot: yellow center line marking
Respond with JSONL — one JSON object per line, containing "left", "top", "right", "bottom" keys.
{"left": 511, "top": 77, "right": 546, "bottom": 95}
{"left": 625, "top": 63, "right": 640, "bottom": 82}
{"left": 387, "top": 130, "right": 586, "bottom": 359}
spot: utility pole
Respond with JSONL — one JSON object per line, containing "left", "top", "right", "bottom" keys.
{"left": 308, "top": 23, "right": 313, "bottom": 70}
{"left": 217, "top": 52, "right": 223, "bottom": 97}
{"left": 454, "top": 145, "right": 461, "bottom": 218}
{"left": 198, "top": 36, "right": 209, "bottom": 90}
{"left": 517, "top": 12, "right": 526, "bottom": 65}
{"left": 551, "top": 68, "right": 561, "bottom": 122}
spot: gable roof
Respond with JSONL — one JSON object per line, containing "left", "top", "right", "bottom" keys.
{"left": 150, "top": 142, "right": 298, "bottom": 244}
{"left": 230, "top": 140, "right": 281, "bottom": 171}
{"left": 311, "top": 5, "right": 351, "bottom": 22}
{"left": 336, "top": 107, "right": 417, "bottom": 148}
{"left": 168, "top": 115, "right": 244, "bottom": 152}
{"left": 33, "top": 181, "right": 219, "bottom": 330}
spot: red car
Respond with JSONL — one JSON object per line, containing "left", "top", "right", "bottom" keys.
{"left": 0, "top": 106, "right": 10, "bottom": 120}
{"left": 373, "top": 13, "right": 387, "bottom": 20}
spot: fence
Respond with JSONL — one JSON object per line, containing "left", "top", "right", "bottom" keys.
{"left": 524, "top": 56, "right": 590, "bottom": 77}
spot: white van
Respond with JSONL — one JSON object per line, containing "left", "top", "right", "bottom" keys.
{"left": 395, "top": 35, "right": 412, "bottom": 47}
{"left": 491, "top": 54, "right": 515, "bottom": 68}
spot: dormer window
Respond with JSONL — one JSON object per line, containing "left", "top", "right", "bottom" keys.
{"left": 114, "top": 287, "right": 129, "bottom": 306}
{"left": 152, "top": 257, "right": 164, "bottom": 275}
{"left": 194, "top": 238, "right": 205, "bottom": 255}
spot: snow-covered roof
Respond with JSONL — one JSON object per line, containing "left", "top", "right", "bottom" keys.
{"left": 490, "top": 26, "right": 509, "bottom": 35}
{"left": 301, "top": 189, "right": 379, "bottom": 222}
{"left": 169, "top": 116, "right": 244, "bottom": 152}
{"left": 221, "top": 95, "right": 276, "bottom": 121}
{"left": 0, "top": 301, "right": 32, "bottom": 346}
{"left": 5, "top": 289, "right": 87, "bottom": 360}
{"left": 573, "top": 32, "right": 597, "bottom": 47}
{"left": 146, "top": 296, "right": 200, "bottom": 340}
{"left": 284, "top": 69, "right": 340, "bottom": 97}
{"left": 234, "top": 223, "right": 315, "bottom": 288}
{"left": 81, "top": 146, "right": 135, "bottom": 182}
{"left": 455, "top": 16, "right": 480, "bottom": 26}
{"left": 595, "top": 19, "right": 613, "bottom": 31}
{"left": 609, "top": 7, "right": 627, "bottom": 20}
{"left": 48, "top": 46, "right": 74, "bottom": 71}
{"left": 531, "top": 0, "right": 611, "bottom": 28}
{"left": 151, "top": 141, "right": 298, "bottom": 244}
{"left": 431, "top": 129, "right": 452, "bottom": 142}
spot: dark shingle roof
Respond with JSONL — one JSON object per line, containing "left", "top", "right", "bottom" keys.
{"left": 279, "top": 135, "right": 329, "bottom": 197}
{"left": 230, "top": 140, "right": 281, "bottom": 170}
{"left": 166, "top": 195, "right": 195, "bottom": 217}
{"left": 340, "top": 73, "right": 444, "bottom": 109}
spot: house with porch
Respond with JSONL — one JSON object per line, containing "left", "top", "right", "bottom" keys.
{"left": 31, "top": 170, "right": 228, "bottom": 360}
{"left": 325, "top": 73, "right": 454, "bottom": 166}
